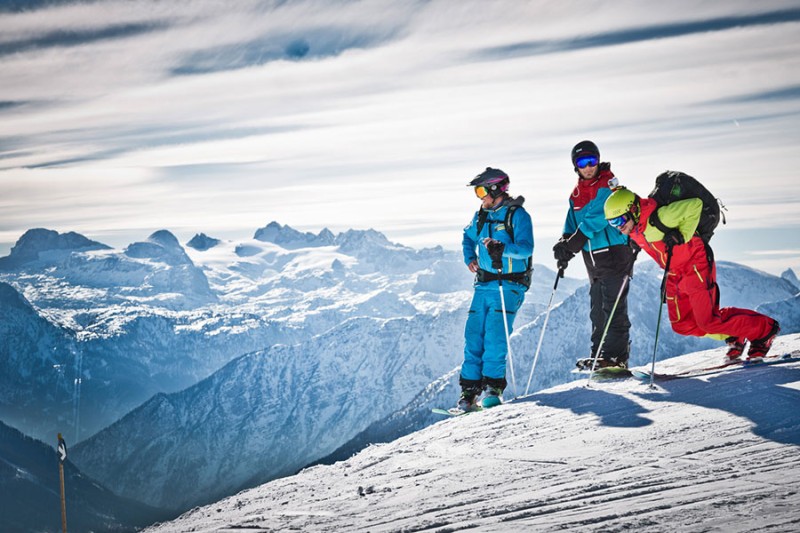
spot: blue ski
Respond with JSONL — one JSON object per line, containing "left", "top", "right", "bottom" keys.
{"left": 431, "top": 406, "right": 482, "bottom": 417}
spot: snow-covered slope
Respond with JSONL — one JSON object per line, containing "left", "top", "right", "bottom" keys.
{"left": 144, "top": 334, "right": 800, "bottom": 533}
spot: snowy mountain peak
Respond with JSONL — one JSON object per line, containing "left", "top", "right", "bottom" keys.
{"left": 148, "top": 229, "right": 182, "bottom": 249}
{"left": 782, "top": 268, "right": 800, "bottom": 291}
{"left": 0, "top": 228, "right": 110, "bottom": 269}
{"left": 253, "top": 221, "right": 335, "bottom": 249}
{"left": 186, "top": 233, "right": 221, "bottom": 251}
{"left": 319, "top": 227, "right": 336, "bottom": 242}
{"left": 125, "top": 230, "right": 191, "bottom": 263}
{"left": 335, "top": 228, "right": 393, "bottom": 251}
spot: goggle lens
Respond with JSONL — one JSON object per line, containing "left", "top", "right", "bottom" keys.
{"left": 576, "top": 156, "right": 599, "bottom": 169}
{"left": 474, "top": 186, "right": 489, "bottom": 199}
{"left": 608, "top": 213, "right": 630, "bottom": 228}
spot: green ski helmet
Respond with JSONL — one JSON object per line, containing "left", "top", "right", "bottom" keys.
{"left": 604, "top": 187, "right": 639, "bottom": 222}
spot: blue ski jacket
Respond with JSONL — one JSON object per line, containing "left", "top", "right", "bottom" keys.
{"left": 462, "top": 196, "right": 534, "bottom": 279}
{"left": 561, "top": 165, "right": 632, "bottom": 279}
{"left": 563, "top": 187, "right": 628, "bottom": 253}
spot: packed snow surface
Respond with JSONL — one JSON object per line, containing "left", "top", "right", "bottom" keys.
{"left": 145, "top": 335, "right": 800, "bottom": 533}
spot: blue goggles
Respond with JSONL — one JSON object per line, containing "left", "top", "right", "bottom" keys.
{"left": 608, "top": 212, "right": 631, "bottom": 228}
{"left": 575, "top": 156, "right": 598, "bottom": 169}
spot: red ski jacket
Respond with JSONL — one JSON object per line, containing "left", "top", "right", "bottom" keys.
{"left": 628, "top": 197, "right": 706, "bottom": 272}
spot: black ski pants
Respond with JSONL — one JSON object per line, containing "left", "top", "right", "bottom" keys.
{"left": 589, "top": 273, "right": 631, "bottom": 362}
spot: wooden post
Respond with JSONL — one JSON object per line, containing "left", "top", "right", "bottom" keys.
{"left": 57, "top": 433, "right": 68, "bottom": 533}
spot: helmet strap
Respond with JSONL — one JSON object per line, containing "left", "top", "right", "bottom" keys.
{"left": 630, "top": 199, "right": 641, "bottom": 224}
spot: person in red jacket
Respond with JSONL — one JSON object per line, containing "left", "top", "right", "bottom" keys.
{"left": 604, "top": 186, "right": 780, "bottom": 360}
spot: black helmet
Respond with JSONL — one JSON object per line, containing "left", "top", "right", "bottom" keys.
{"left": 571, "top": 140, "right": 600, "bottom": 168}
{"left": 467, "top": 167, "right": 509, "bottom": 198}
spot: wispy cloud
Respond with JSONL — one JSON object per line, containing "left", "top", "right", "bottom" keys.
{"left": 0, "top": 0, "right": 79, "bottom": 14}
{"left": 0, "top": 21, "right": 169, "bottom": 57}
{"left": 171, "top": 25, "right": 399, "bottom": 75}
{"left": 708, "top": 85, "right": 800, "bottom": 104}
{"left": 0, "top": 100, "right": 30, "bottom": 110}
{"left": 473, "top": 8, "right": 800, "bottom": 60}
{"left": 749, "top": 250, "right": 800, "bottom": 256}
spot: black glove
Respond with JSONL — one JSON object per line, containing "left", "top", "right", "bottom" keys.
{"left": 486, "top": 240, "right": 505, "bottom": 271}
{"left": 662, "top": 229, "right": 684, "bottom": 249}
{"left": 552, "top": 240, "right": 575, "bottom": 263}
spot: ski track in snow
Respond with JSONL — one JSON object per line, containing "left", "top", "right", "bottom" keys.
{"left": 146, "top": 336, "right": 800, "bottom": 533}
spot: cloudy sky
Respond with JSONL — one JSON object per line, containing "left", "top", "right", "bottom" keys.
{"left": 1, "top": 0, "right": 799, "bottom": 274}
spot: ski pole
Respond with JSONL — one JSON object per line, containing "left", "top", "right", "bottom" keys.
{"left": 648, "top": 248, "right": 673, "bottom": 388}
{"left": 587, "top": 273, "right": 631, "bottom": 386}
{"left": 524, "top": 267, "right": 563, "bottom": 396}
{"left": 497, "top": 272, "right": 518, "bottom": 398}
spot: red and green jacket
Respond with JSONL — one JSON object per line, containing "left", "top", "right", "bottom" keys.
{"left": 629, "top": 197, "right": 705, "bottom": 271}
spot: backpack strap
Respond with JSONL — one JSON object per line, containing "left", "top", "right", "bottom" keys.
{"left": 476, "top": 208, "right": 489, "bottom": 235}
{"left": 476, "top": 206, "right": 516, "bottom": 239}
{"left": 504, "top": 205, "right": 517, "bottom": 242}
{"left": 504, "top": 205, "right": 533, "bottom": 273}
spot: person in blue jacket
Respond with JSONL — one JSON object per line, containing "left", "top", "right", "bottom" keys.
{"left": 459, "top": 167, "right": 534, "bottom": 410}
{"left": 552, "top": 141, "right": 635, "bottom": 369}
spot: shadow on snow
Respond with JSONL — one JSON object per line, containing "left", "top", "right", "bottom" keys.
{"left": 635, "top": 365, "right": 800, "bottom": 446}
{"left": 519, "top": 386, "right": 654, "bottom": 428}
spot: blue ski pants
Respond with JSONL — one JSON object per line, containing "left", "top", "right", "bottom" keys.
{"left": 461, "top": 282, "right": 525, "bottom": 383}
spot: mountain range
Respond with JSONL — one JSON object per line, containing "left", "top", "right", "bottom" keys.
{"left": 0, "top": 222, "right": 797, "bottom": 527}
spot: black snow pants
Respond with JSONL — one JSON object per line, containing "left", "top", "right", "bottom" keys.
{"left": 589, "top": 273, "right": 631, "bottom": 362}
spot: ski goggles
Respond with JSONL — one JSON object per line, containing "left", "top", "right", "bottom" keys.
{"left": 474, "top": 185, "right": 490, "bottom": 199}
{"left": 608, "top": 212, "right": 631, "bottom": 228}
{"left": 575, "top": 156, "right": 599, "bottom": 169}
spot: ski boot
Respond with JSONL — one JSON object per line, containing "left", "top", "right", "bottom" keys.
{"left": 575, "top": 357, "right": 596, "bottom": 371}
{"left": 456, "top": 390, "right": 480, "bottom": 413}
{"left": 481, "top": 386, "right": 503, "bottom": 408}
{"left": 576, "top": 355, "right": 627, "bottom": 371}
{"left": 746, "top": 321, "right": 780, "bottom": 361}
{"left": 724, "top": 336, "right": 745, "bottom": 363}
{"left": 480, "top": 377, "right": 506, "bottom": 408}
{"left": 455, "top": 379, "right": 483, "bottom": 413}
{"left": 595, "top": 357, "right": 627, "bottom": 369}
